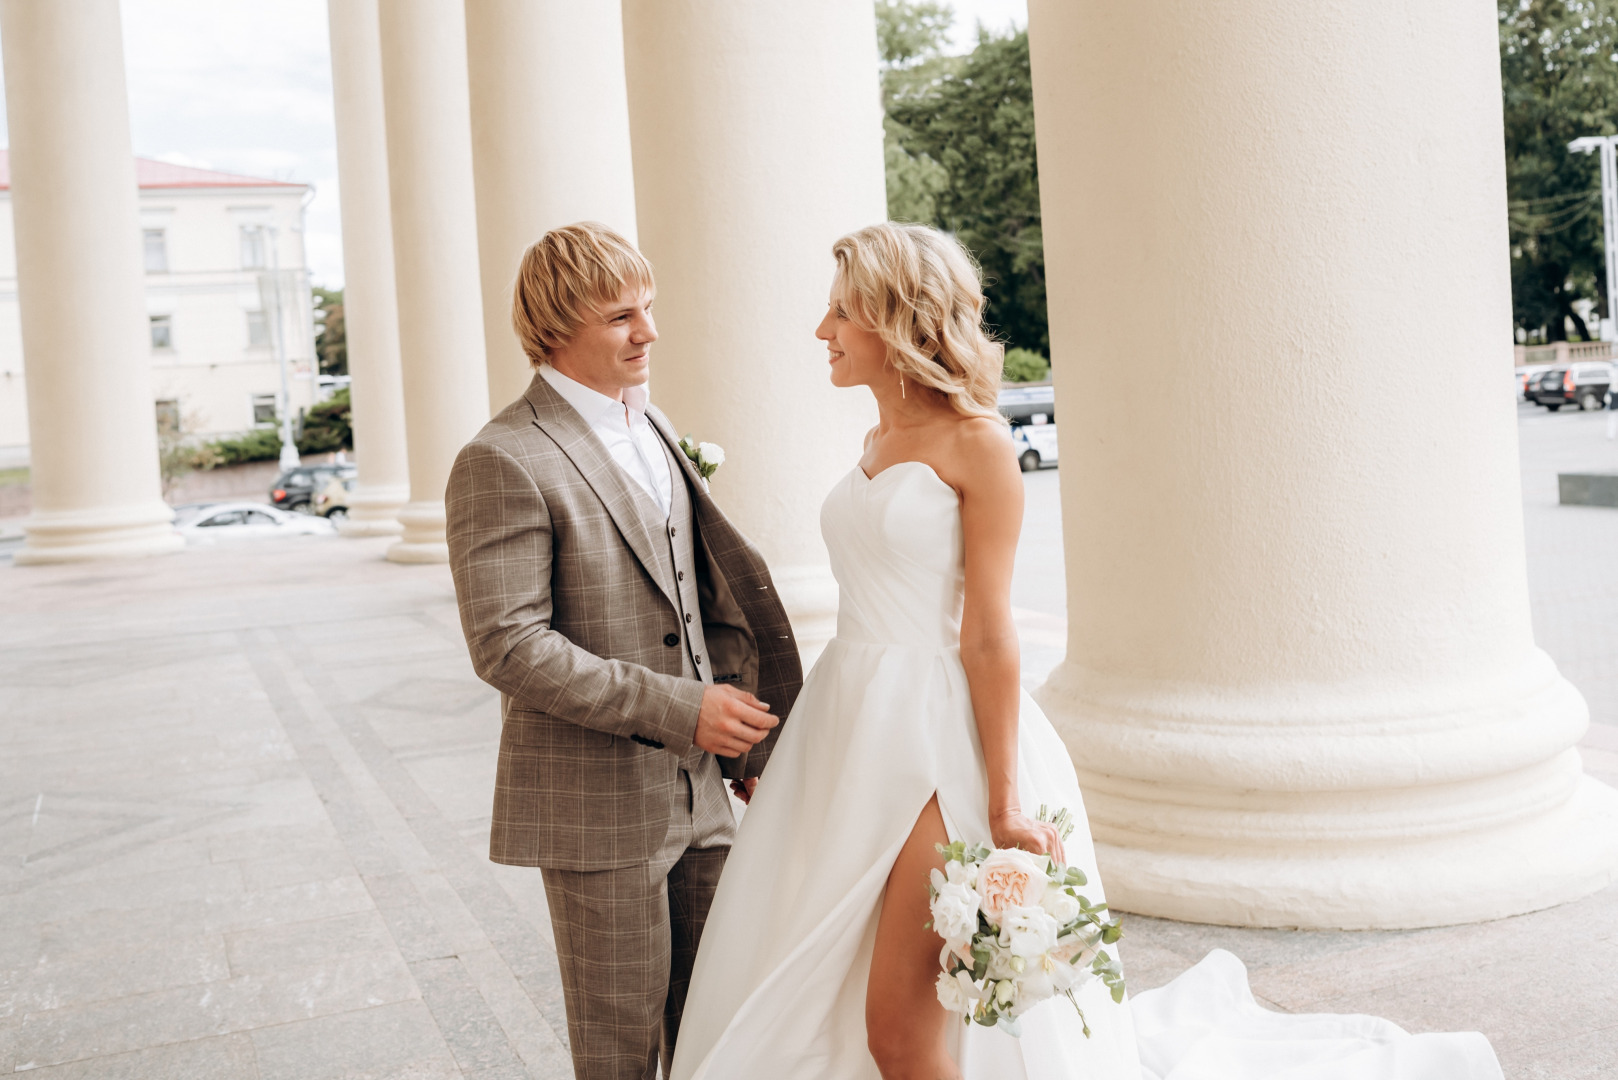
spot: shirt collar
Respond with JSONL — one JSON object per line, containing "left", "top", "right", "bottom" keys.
{"left": 538, "top": 363, "right": 651, "bottom": 427}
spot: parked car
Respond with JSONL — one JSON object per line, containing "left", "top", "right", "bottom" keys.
{"left": 1012, "top": 419, "right": 1058, "bottom": 471}
{"left": 1517, "top": 363, "right": 1556, "bottom": 401}
{"left": 312, "top": 474, "right": 356, "bottom": 520}
{"left": 998, "top": 384, "right": 1059, "bottom": 471}
{"left": 269, "top": 463, "right": 356, "bottom": 512}
{"left": 1526, "top": 362, "right": 1612, "bottom": 411}
{"left": 174, "top": 501, "right": 336, "bottom": 544}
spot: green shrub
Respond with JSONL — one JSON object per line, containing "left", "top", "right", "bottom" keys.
{"left": 208, "top": 427, "right": 285, "bottom": 466}
{"left": 297, "top": 387, "right": 352, "bottom": 454}
{"left": 1002, "top": 347, "right": 1050, "bottom": 383}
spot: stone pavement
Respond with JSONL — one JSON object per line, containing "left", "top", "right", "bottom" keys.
{"left": 1, "top": 406, "right": 1615, "bottom": 1078}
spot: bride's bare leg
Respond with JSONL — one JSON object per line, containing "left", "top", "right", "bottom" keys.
{"left": 867, "top": 793, "right": 961, "bottom": 1080}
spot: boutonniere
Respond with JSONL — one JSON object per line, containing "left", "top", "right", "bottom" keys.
{"left": 678, "top": 435, "right": 725, "bottom": 481}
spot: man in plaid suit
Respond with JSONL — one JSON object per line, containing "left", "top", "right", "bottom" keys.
{"left": 446, "top": 222, "right": 802, "bottom": 1079}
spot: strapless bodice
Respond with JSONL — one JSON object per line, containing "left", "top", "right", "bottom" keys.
{"left": 821, "top": 463, "right": 964, "bottom": 649}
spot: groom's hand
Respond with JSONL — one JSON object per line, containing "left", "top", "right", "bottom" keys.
{"left": 694, "top": 684, "right": 778, "bottom": 758}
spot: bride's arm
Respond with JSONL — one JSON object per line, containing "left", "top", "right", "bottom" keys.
{"left": 953, "top": 420, "right": 1066, "bottom": 862}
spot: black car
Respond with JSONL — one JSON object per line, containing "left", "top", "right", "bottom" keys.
{"left": 269, "top": 464, "right": 355, "bottom": 512}
{"left": 1526, "top": 363, "right": 1612, "bottom": 412}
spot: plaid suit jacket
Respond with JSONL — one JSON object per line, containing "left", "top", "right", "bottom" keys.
{"left": 446, "top": 373, "right": 803, "bottom": 871}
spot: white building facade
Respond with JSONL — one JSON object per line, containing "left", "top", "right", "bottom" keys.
{"left": 0, "top": 152, "right": 317, "bottom": 461}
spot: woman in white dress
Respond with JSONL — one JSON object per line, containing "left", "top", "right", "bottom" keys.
{"left": 669, "top": 223, "right": 1503, "bottom": 1080}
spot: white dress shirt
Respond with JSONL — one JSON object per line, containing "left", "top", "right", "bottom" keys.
{"left": 539, "top": 363, "right": 673, "bottom": 517}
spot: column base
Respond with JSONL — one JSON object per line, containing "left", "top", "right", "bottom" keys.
{"left": 1096, "top": 775, "right": 1618, "bottom": 929}
{"left": 14, "top": 502, "right": 183, "bottom": 565}
{"left": 385, "top": 499, "right": 448, "bottom": 564}
{"left": 1040, "top": 649, "right": 1618, "bottom": 928}
{"left": 337, "top": 482, "right": 409, "bottom": 538}
{"left": 771, "top": 563, "right": 839, "bottom": 667}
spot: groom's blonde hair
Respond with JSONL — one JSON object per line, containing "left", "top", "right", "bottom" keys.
{"left": 512, "top": 222, "right": 655, "bottom": 366}
{"left": 831, "top": 223, "right": 1005, "bottom": 420}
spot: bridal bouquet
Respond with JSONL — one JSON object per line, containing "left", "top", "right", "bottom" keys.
{"left": 928, "top": 807, "right": 1125, "bottom": 1036}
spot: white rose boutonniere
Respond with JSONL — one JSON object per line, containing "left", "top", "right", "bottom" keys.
{"left": 679, "top": 435, "right": 725, "bottom": 481}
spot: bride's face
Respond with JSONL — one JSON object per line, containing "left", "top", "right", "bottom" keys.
{"left": 816, "top": 287, "right": 888, "bottom": 389}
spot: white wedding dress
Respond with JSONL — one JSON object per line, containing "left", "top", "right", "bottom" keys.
{"left": 670, "top": 462, "right": 1503, "bottom": 1080}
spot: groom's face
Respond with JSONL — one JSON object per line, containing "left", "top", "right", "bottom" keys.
{"left": 548, "top": 287, "right": 658, "bottom": 400}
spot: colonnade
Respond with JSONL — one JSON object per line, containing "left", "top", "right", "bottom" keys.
{"left": 3, "top": 0, "right": 1614, "bottom": 927}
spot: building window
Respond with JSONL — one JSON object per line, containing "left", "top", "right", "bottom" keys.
{"left": 252, "top": 393, "right": 278, "bottom": 426}
{"left": 246, "top": 310, "right": 271, "bottom": 348}
{"left": 143, "top": 229, "right": 168, "bottom": 273}
{"left": 240, "top": 225, "right": 266, "bottom": 269}
{"left": 150, "top": 315, "right": 173, "bottom": 350}
{"left": 154, "top": 399, "right": 180, "bottom": 434}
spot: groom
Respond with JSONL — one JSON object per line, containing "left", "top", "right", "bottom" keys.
{"left": 446, "top": 222, "right": 803, "bottom": 1079}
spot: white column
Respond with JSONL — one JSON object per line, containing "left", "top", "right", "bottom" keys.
{"left": 376, "top": 0, "right": 490, "bottom": 564}
{"left": 465, "top": 0, "right": 640, "bottom": 414}
{"left": 621, "top": 0, "right": 888, "bottom": 661}
{"left": 1, "top": 0, "right": 181, "bottom": 564}
{"left": 1028, "top": 0, "right": 1618, "bottom": 928}
{"left": 327, "top": 0, "right": 410, "bottom": 538}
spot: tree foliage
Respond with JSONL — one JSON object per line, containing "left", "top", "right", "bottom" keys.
{"left": 313, "top": 286, "right": 347, "bottom": 375}
{"left": 297, "top": 387, "right": 353, "bottom": 454}
{"left": 887, "top": 27, "right": 1046, "bottom": 353}
{"left": 1500, "top": 0, "right": 1618, "bottom": 341}
{"left": 877, "top": 1, "right": 956, "bottom": 224}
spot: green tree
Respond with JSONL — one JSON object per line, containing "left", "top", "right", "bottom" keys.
{"left": 888, "top": 28, "right": 1046, "bottom": 353}
{"left": 877, "top": 1, "right": 955, "bottom": 223}
{"left": 313, "top": 286, "right": 347, "bottom": 374}
{"left": 1499, "top": 0, "right": 1618, "bottom": 341}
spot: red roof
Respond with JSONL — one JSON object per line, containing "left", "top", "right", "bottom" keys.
{"left": 0, "top": 149, "right": 304, "bottom": 190}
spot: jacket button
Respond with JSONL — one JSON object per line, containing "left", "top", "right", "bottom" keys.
{"left": 663, "top": 632, "right": 680, "bottom": 647}
{"left": 685, "top": 612, "right": 693, "bottom": 623}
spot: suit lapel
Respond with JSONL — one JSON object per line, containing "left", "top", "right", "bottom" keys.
{"left": 524, "top": 375, "right": 679, "bottom": 612}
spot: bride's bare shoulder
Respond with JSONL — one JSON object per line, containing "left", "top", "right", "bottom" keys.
{"left": 937, "top": 416, "right": 1019, "bottom": 492}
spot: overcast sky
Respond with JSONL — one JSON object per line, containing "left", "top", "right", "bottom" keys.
{"left": 0, "top": 0, "right": 1027, "bottom": 288}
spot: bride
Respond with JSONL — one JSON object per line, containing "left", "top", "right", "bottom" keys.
{"left": 668, "top": 223, "right": 1504, "bottom": 1080}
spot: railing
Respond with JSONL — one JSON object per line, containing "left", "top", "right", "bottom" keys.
{"left": 1514, "top": 341, "right": 1616, "bottom": 366}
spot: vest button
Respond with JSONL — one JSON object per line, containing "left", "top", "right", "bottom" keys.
{"left": 663, "top": 632, "right": 680, "bottom": 647}
{"left": 685, "top": 613, "right": 693, "bottom": 623}
{"left": 669, "top": 525, "right": 678, "bottom": 537}
{"left": 678, "top": 570, "right": 685, "bottom": 581}
{"left": 694, "top": 654, "right": 702, "bottom": 665}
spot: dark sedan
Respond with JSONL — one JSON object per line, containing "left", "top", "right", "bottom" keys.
{"left": 269, "top": 463, "right": 356, "bottom": 512}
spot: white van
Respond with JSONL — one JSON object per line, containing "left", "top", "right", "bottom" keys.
{"left": 997, "top": 385, "right": 1058, "bottom": 471}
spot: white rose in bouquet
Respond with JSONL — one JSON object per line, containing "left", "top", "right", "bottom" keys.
{"left": 976, "top": 847, "right": 1048, "bottom": 923}
{"left": 928, "top": 868, "right": 982, "bottom": 947}
{"left": 999, "top": 904, "right": 1061, "bottom": 959}
{"left": 1039, "top": 881, "right": 1082, "bottom": 925}
{"left": 935, "top": 969, "right": 981, "bottom": 1016}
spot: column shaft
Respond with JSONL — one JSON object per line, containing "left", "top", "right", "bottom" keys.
{"left": 1, "top": 0, "right": 181, "bottom": 564}
{"left": 376, "top": 0, "right": 490, "bottom": 563}
{"left": 1027, "top": 0, "right": 1618, "bottom": 927}
{"left": 328, "top": 0, "right": 410, "bottom": 537}
{"left": 465, "top": 0, "right": 639, "bottom": 414}
{"left": 621, "top": 0, "right": 888, "bottom": 660}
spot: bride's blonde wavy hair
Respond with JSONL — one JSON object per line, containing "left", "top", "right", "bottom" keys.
{"left": 831, "top": 223, "right": 1005, "bottom": 421}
